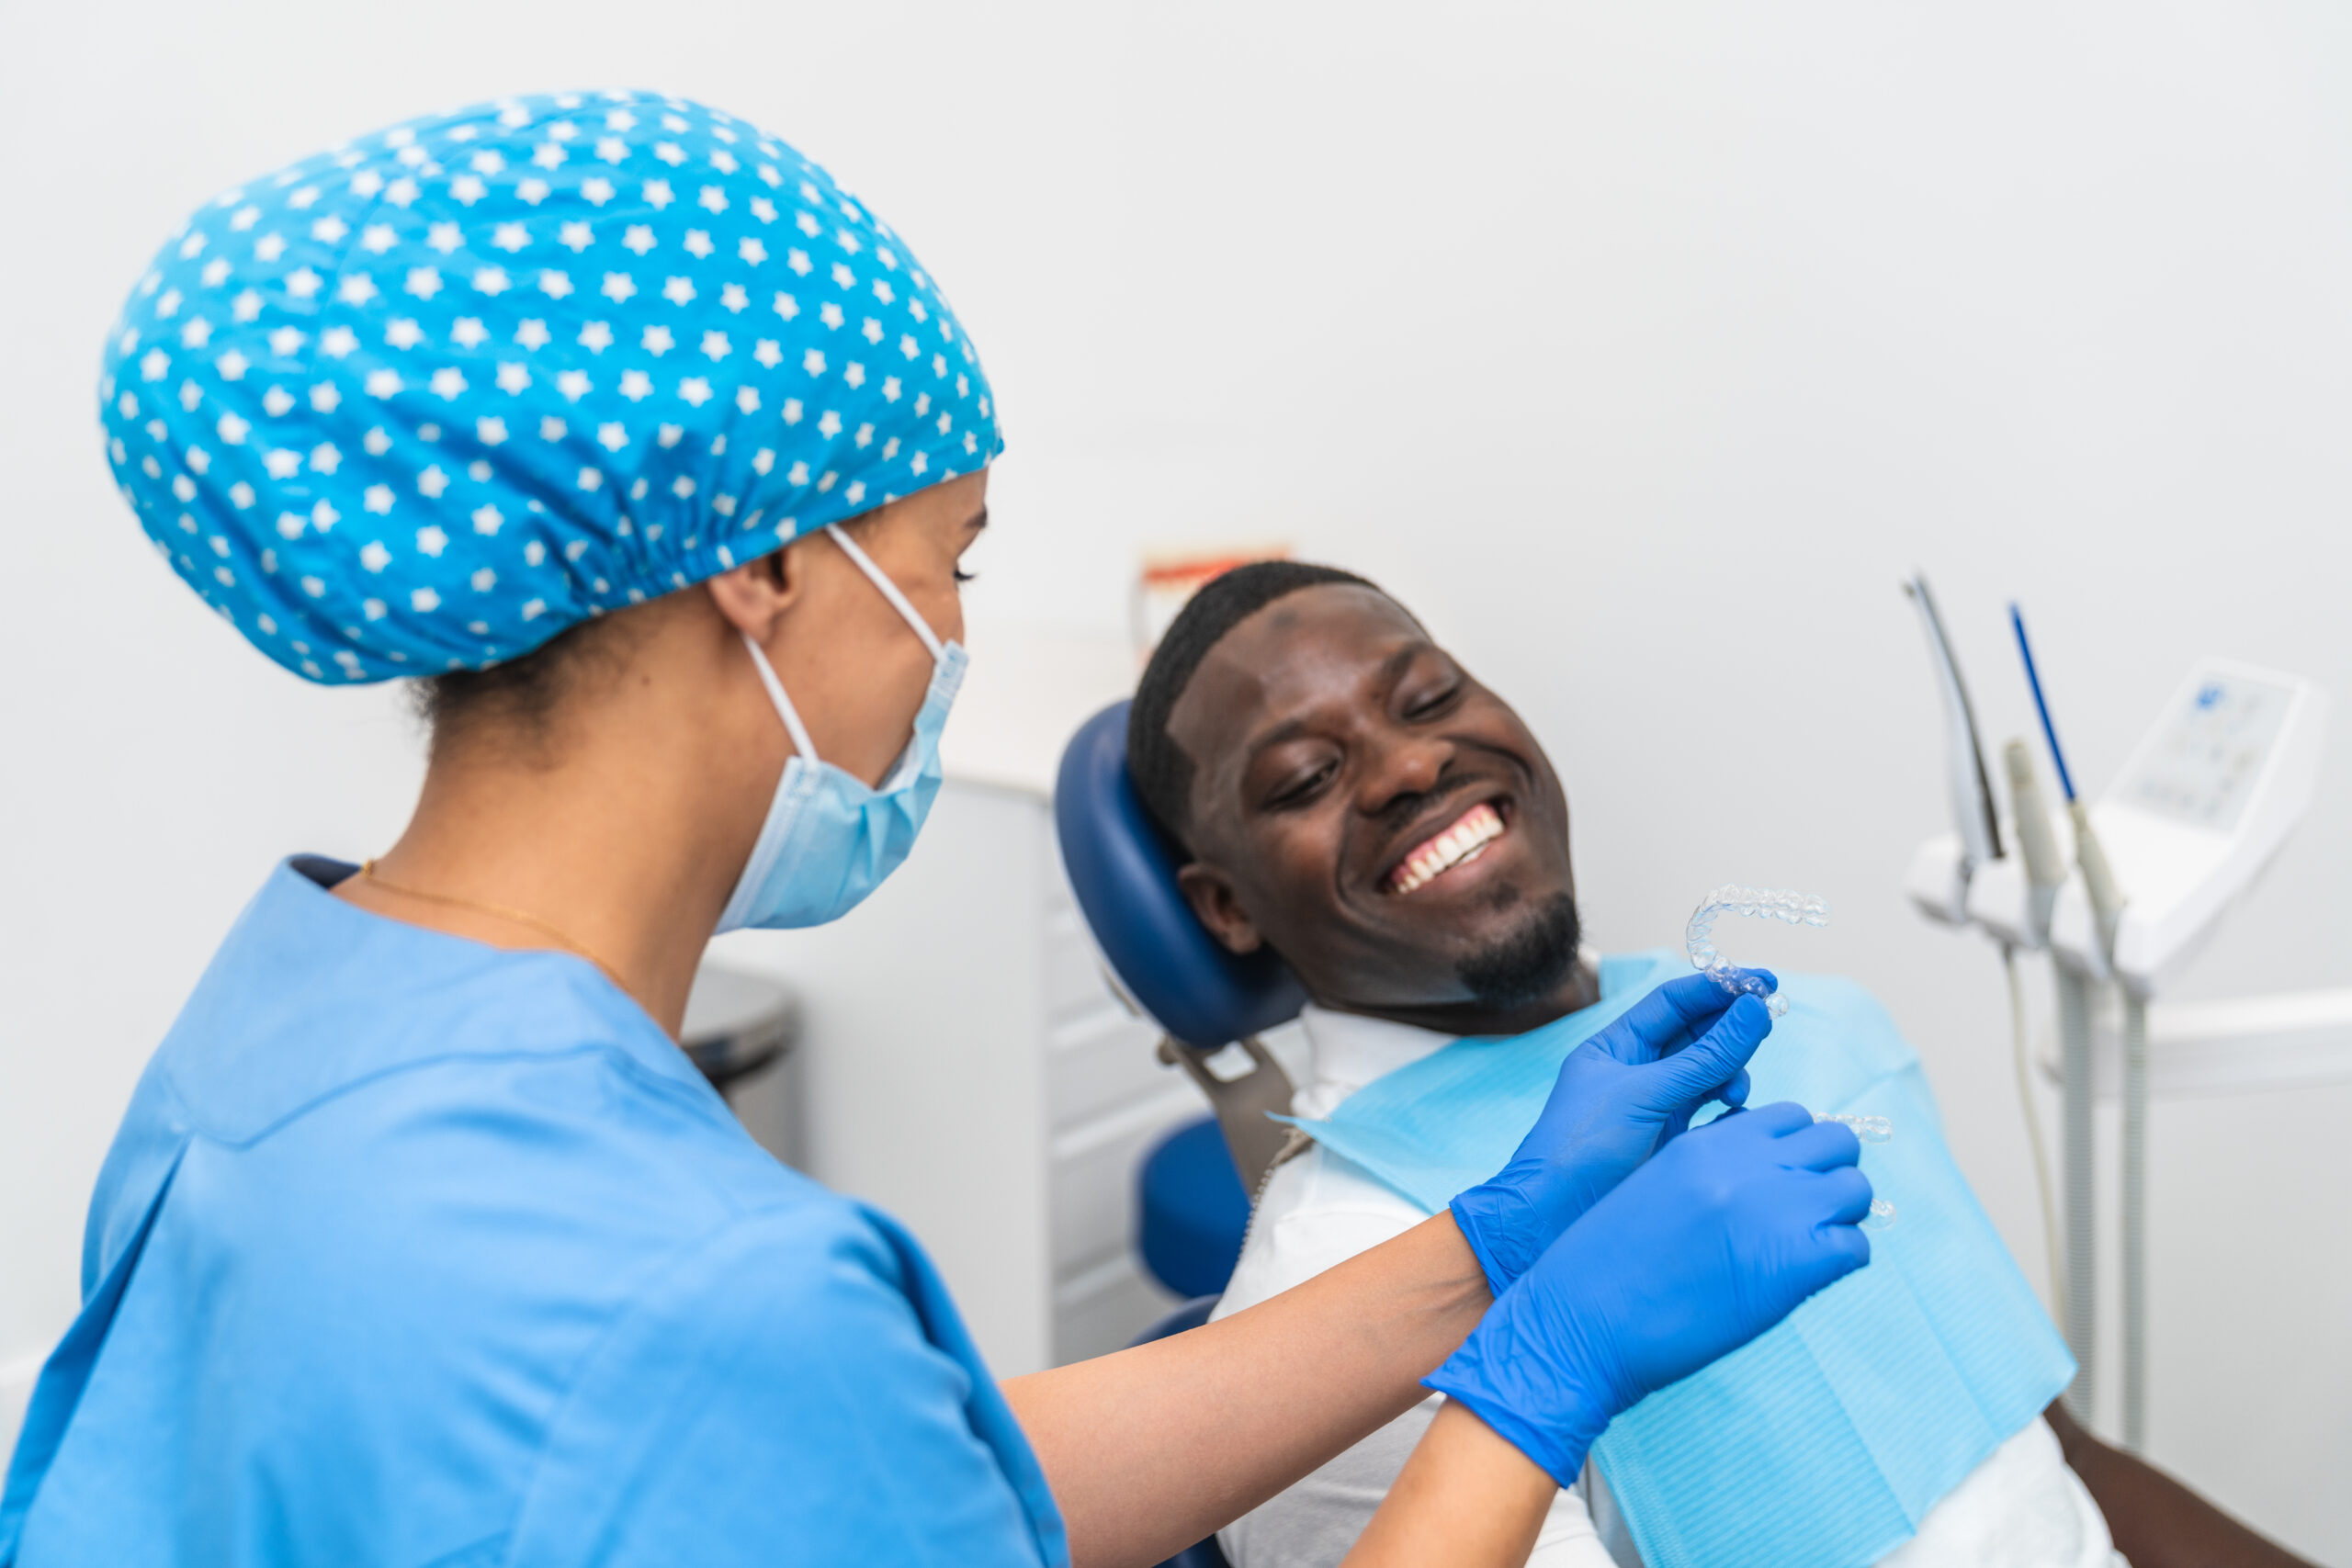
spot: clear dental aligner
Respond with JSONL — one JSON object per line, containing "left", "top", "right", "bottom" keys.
{"left": 1814, "top": 1112, "right": 1899, "bottom": 1230}
{"left": 1685, "top": 886, "right": 1890, "bottom": 1225}
{"left": 1685, "top": 885, "right": 1831, "bottom": 1020}
{"left": 1814, "top": 1112, "right": 1892, "bottom": 1144}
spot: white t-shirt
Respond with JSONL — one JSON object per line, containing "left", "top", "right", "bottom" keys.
{"left": 1210, "top": 1000, "right": 2125, "bottom": 1568}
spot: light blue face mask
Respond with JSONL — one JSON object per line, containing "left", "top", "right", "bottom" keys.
{"left": 1292, "top": 952, "right": 2074, "bottom": 1568}
{"left": 714, "top": 525, "right": 967, "bottom": 933}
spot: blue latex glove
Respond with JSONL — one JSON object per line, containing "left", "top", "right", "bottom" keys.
{"left": 1451, "top": 973, "right": 1777, "bottom": 1295}
{"left": 1428, "top": 1101, "right": 1873, "bottom": 1485}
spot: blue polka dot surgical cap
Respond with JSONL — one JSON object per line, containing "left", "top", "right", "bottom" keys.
{"left": 98, "top": 90, "right": 1001, "bottom": 683}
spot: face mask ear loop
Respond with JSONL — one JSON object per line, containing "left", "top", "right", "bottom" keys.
{"left": 739, "top": 632, "right": 820, "bottom": 764}
{"left": 823, "top": 523, "right": 946, "bottom": 661}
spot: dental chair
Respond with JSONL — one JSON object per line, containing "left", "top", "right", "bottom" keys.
{"left": 1055, "top": 701, "right": 1307, "bottom": 1197}
{"left": 1055, "top": 700, "right": 1312, "bottom": 1568}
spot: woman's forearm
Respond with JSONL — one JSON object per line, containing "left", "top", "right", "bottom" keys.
{"left": 1340, "top": 1399, "right": 1555, "bottom": 1568}
{"left": 1001, "top": 1212, "right": 1491, "bottom": 1568}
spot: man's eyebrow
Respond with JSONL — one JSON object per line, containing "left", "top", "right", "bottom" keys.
{"left": 1245, "top": 716, "right": 1313, "bottom": 761}
{"left": 1239, "top": 642, "right": 1429, "bottom": 763}
{"left": 966, "top": 505, "right": 989, "bottom": 531}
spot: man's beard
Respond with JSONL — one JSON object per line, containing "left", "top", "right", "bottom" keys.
{"left": 1454, "top": 892, "right": 1583, "bottom": 1011}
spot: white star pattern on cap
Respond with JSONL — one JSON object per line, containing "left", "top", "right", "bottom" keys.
{"left": 99, "top": 89, "right": 1001, "bottom": 684}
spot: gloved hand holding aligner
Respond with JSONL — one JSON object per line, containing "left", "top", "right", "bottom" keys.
{"left": 1428, "top": 1102, "right": 1874, "bottom": 1486}
{"left": 1449, "top": 975, "right": 1776, "bottom": 1295}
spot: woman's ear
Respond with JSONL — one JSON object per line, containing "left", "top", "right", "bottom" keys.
{"left": 1175, "top": 862, "right": 1264, "bottom": 955}
{"left": 702, "top": 543, "right": 805, "bottom": 641}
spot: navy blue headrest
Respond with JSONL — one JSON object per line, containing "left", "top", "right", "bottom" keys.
{"left": 1054, "top": 701, "right": 1306, "bottom": 1051}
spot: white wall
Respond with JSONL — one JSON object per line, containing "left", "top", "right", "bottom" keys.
{"left": 5, "top": 1, "right": 2348, "bottom": 1558}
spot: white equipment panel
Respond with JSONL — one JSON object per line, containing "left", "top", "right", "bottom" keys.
{"left": 2049, "top": 660, "right": 2326, "bottom": 993}
{"left": 1906, "top": 658, "right": 2326, "bottom": 994}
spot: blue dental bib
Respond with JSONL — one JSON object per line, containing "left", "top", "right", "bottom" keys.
{"left": 1289, "top": 952, "right": 2073, "bottom": 1568}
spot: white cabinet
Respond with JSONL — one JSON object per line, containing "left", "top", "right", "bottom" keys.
{"left": 1041, "top": 877, "right": 1203, "bottom": 1362}
{"left": 707, "top": 626, "right": 1200, "bottom": 1376}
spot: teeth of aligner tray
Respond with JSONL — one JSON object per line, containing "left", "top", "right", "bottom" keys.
{"left": 1685, "top": 884, "right": 1830, "bottom": 1019}
{"left": 1814, "top": 1112, "right": 1893, "bottom": 1144}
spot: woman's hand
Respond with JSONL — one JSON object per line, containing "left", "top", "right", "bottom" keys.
{"left": 1450, "top": 976, "right": 1777, "bottom": 1293}
{"left": 1340, "top": 1102, "right": 1871, "bottom": 1568}
{"left": 1004, "top": 978, "right": 1780, "bottom": 1568}
{"left": 1430, "top": 1102, "right": 1872, "bottom": 1487}
{"left": 1002, "top": 1097, "right": 1865, "bottom": 1568}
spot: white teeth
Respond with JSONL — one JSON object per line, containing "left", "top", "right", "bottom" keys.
{"left": 1388, "top": 803, "right": 1505, "bottom": 895}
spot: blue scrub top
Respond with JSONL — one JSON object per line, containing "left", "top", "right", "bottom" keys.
{"left": 0, "top": 858, "right": 1069, "bottom": 1568}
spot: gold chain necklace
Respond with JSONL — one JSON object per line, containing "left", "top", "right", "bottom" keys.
{"left": 358, "top": 860, "right": 629, "bottom": 993}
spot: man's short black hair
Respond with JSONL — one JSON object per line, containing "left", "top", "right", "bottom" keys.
{"left": 1126, "top": 559, "right": 1382, "bottom": 848}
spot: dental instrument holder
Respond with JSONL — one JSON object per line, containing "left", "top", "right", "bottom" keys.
{"left": 2001, "top": 743, "right": 2067, "bottom": 941}
{"left": 1907, "top": 656, "right": 2329, "bottom": 1452}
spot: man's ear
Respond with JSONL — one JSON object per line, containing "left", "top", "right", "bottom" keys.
{"left": 1175, "top": 861, "right": 1265, "bottom": 955}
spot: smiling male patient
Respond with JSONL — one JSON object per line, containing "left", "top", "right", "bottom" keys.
{"left": 1128, "top": 562, "right": 2312, "bottom": 1568}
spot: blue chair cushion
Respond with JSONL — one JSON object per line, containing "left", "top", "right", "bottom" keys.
{"left": 1162, "top": 1539, "right": 1234, "bottom": 1568}
{"left": 1136, "top": 1116, "right": 1251, "bottom": 1301}
{"left": 1054, "top": 701, "right": 1306, "bottom": 1051}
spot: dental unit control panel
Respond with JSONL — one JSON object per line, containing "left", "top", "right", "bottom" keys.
{"left": 1906, "top": 658, "right": 2327, "bottom": 994}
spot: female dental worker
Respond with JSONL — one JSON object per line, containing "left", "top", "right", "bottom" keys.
{"left": 1, "top": 93, "right": 1875, "bottom": 1568}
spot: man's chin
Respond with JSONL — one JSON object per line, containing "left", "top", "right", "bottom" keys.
{"left": 1453, "top": 893, "right": 1582, "bottom": 1012}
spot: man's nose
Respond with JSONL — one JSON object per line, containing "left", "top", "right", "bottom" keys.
{"left": 1355, "top": 728, "right": 1454, "bottom": 816}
